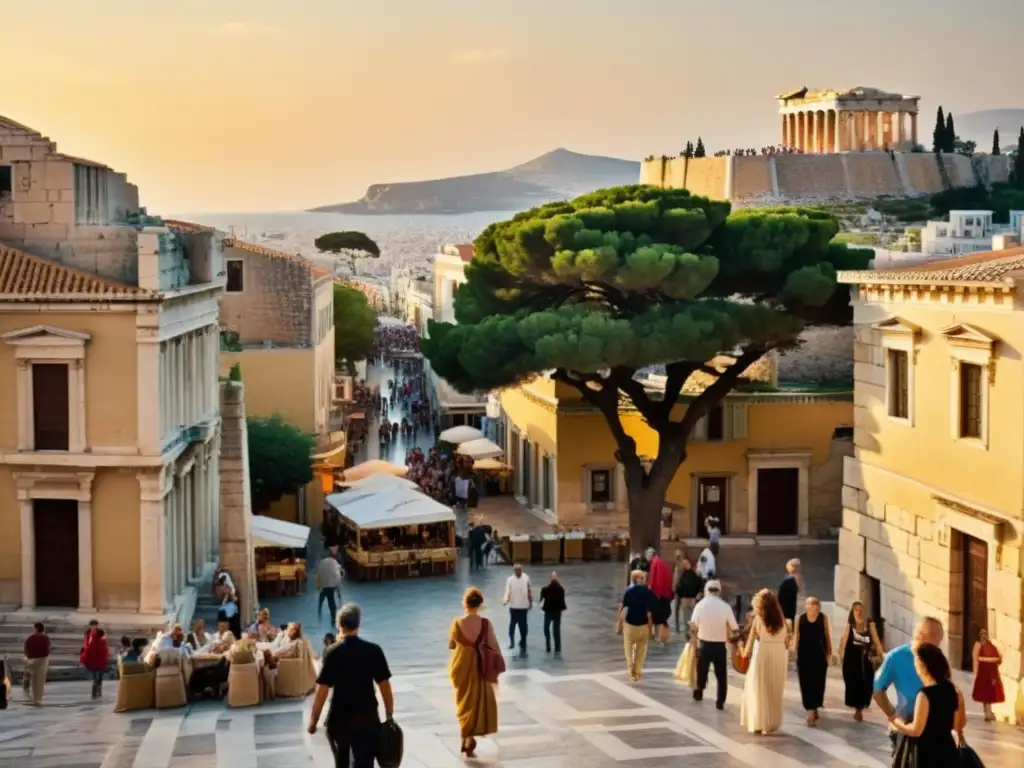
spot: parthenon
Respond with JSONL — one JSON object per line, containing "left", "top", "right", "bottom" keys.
{"left": 777, "top": 86, "right": 920, "bottom": 153}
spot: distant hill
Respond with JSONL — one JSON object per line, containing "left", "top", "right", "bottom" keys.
{"left": 309, "top": 148, "right": 641, "bottom": 215}
{"left": 954, "top": 109, "right": 1024, "bottom": 149}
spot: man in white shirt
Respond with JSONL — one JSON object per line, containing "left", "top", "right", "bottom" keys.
{"left": 688, "top": 579, "right": 737, "bottom": 710}
{"left": 503, "top": 563, "right": 533, "bottom": 656}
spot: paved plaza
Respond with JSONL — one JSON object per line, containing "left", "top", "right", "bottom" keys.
{"left": 3, "top": 555, "right": 1023, "bottom": 767}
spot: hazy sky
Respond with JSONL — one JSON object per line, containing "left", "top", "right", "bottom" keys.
{"left": 7, "top": 0, "right": 1022, "bottom": 213}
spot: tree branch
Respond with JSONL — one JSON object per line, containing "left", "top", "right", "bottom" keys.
{"left": 554, "top": 370, "right": 638, "bottom": 464}
{"left": 678, "top": 346, "right": 769, "bottom": 438}
{"left": 609, "top": 367, "right": 660, "bottom": 424}
{"left": 656, "top": 362, "right": 697, "bottom": 421}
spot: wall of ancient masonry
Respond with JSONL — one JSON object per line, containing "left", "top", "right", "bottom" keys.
{"left": 218, "top": 382, "right": 257, "bottom": 622}
{"left": 219, "top": 245, "right": 314, "bottom": 346}
{"left": 777, "top": 326, "right": 854, "bottom": 385}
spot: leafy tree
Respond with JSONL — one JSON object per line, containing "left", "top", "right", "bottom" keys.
{"left": 333, "top": 284, "right": 376, "bottom": 373}
{"left": 421, "top": 186, "right": 871, "bottom": 550}
{"left": 933, "top": 106, "right": 946, "bottom": 153}
{"left": 945, "top": 113, "right": 956, "bottom": 153}
{"left": 992, "top": 128, "right": 1001, "bottom": 155}
{"left": 1013, "top": 127, "right": 1024, "bottom": 186}
{"left": 246, "top": 415, "right": 314, "bottom": 511}
{"left": 694, "top": 137, "right": 706, "bottom": 158}
{"left": 314, "top": 231, "right": 381, "bottom": 275}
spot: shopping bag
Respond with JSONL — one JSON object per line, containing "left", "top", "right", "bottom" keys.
{"left": 377, "top": 717, "right": 404, "bottom": 768}
{"left": 673, "top": 641, "right": 697, "bottom": 688}
{"left": 958, "top": 739, "right": 986, "bottom": 768}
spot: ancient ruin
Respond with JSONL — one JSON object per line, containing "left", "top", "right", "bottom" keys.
{"left": 777, "top": 86, "right": 920, "bottom": 153}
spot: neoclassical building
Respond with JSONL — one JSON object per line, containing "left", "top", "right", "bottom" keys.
{"left": 0, "top": 115, "right": 224, "bottom": 621}
{"left": 777, "top": 86, "right": 920, "bottom": 153}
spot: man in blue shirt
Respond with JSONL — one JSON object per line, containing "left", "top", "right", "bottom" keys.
{"left": 616, "top": 570, "right": 654, "bottom": 682}
{"left": 873, "top": 616, "right": 943, "bottom": 753}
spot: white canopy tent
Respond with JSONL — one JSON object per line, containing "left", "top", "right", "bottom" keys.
{"left": 335, "top": 472, "right": 419, "bottom": 495}
{"left": 439, "top": 425, "right": 485, "bottom": 444}
{"left": 456, "top": 437, "right": 504, "bottom": 460}
{"left": 251, "top": 515, "right": 311, "bottom": 549}
{"left": 329, "top": 486, "right": 456, "bottom": 530}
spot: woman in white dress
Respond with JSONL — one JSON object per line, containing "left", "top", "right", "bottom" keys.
{"left": 740, "top": 588, "right": 789, "bottom": 735}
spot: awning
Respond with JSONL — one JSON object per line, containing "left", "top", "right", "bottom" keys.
{"left": 457, "top": 438, "right": 504, "bottom": 460}
{"left": 339, "top": 460, "right": 409, "bottom": 483}
{"left": 328, "top": 473, "right": 420, "bottom": 502}
{"left": 439, "top": 425, "right": 484, "bottom": 444}
{"left": 251, "top": 516, "right": 311, "bottom": 549}
{"left": 473, "top": 457, "right": 507, "bottom": 471}
{"left": 329, "top": 486, "right": 455, "bottom": 530}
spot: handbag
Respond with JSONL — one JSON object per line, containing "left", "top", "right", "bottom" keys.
{"left": 732, "top": 643, "right": 750, "bottom": 675}
{"left": 674, "top": 641, "right": 698, "bottom": 688}
{"left": 958, "top": 738, "right": 986, "bottom": 768}
{"left": 377, "top": 717, "right": 404, "bottom": 768}
{"left": 475, "top": 618, "right": 506, "bottom": 684}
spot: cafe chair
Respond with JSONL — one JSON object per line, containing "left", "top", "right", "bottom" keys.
{"left": 154, "top": 658, "right": 187, "bottom": 709}
{"left": 114, "top": 660, "right": 155, "bottom": 713}
{"left": 275, "top": 640, "right": 317, "bottom": 699}
{"left": 279, "top": 564, "right": 299, "bottom": 596}
{"left": 227, "top": 661, "right": 261, "bottom": 708}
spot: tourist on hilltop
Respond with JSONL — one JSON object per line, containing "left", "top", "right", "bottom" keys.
{"left": 794, "top": 596, "right": 833, "bottom": 726}
{"left": 971, "top": 629, "right": 1004, "bottom": 722}
{"left": 448, "top": 587, "right": 503, "bottom": 758}
{"left": 674, "top": 554, "right": 703, "bottom": 637}
{"left": 315, "top": 545, "right": 345, "bottom": 625}
{"left": 838, "top": 600, "right": 884, "bottom": 721}
{"left": 308, "top": 604, "right": 395, "bottom": 768}
{"left": 889, "top": 643, "right": 965, "bottom": 767}
{"left": 740, "top": 588, "right": 788, "bottom": 735}
{"left": 874, "top": 617, "right": 946, "bottom": 756}
{"left": 617, "top": 570, "right": 654, "bottom": 682}
{"left": 647, "top": 547, "right": 674, "bottom": 645}
{"left": 777, "top": 558, "right": 802, "bottom": 632}
{"left": 503, "top": 563, "right": 532, "bottom": 656}
{"left": 81, "top": 625, "right": 111, "bottom": 700}
{"left": 539, "top": 571, "right": 567, "bottom": 655}
{"left": 689, "top": 579, "right": 737, "bottom": 708}
{"left": 22, "top": 622, "right": 50, "bottom": 706}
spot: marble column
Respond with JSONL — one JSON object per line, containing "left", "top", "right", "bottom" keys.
{"left": 185, "top": 470, "right": 195, "bottom": 581}
{"left": 864, "top": 111, "right": 874, "bottom": 150}
{"left": 789, "top": 114, "right": 797, "bottom": 149}
{"left": 834, "top": 110, "right": 843, "bottom": 152}
{"left": 878, "top": 112, "right": 887, "bottom": 149}
{"left": 781, "top": 114, "right": 788, "bottom": 147}
{"left": 810, "top": 111, "right": 818, "bottom": 153}
{"left": 78, "top": 498, "right": 94, "bottom": 610}
{"left": 19, "top": 500, "right": 35, "bottom": 609}
{"left": 910, "top": 112, "right": 918, "bottom": 146}
{"left": 138, "top": 473, "right": 167, "bottom": 614}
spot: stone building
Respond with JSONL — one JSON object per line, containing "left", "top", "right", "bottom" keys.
{"left": 0, "top": 115, "right": 224, "bottom": 624}
{"left": 836, "top": 247, "right": 1024, "bottom": 721}
{"left": 776, "top": 86, "right": 920, "bottom": 153}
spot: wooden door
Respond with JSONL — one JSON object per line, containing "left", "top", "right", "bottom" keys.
{"left": 961, "top": 536, "right": 988, "bottom": 670}
{"left": 696, "top": 477, "right": 727, "bottom": 535}
{"left": 33, "top": 499, "right": 79, "bottom": 608}
{"left": 32, "top": 363, "right": 70, "bottom": 450}
{"left": 756, "top": 468, "right": 799, "bottom": 536}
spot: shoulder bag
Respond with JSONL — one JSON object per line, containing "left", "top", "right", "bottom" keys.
{"left": 475, "top": 618, "right": 506, "bottom": 684}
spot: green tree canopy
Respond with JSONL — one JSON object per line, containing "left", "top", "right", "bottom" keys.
{"left": 694, "top": 137, "right": 706, "bottom": 158}
{"left": 933, "top": 106, "right": 946, "bottom": 152}
{"left": 422, "top": 185, "right": 871, "bottom": 549}
{"left": 315, "top": 231, "right": 381, "bottom": 275}
{"left": 992, "top": 128, "right": 1001, "bottom": 155}
{"left": 246, "top": 415, "right": 314, "bottom": 511}
{"left": 334, "top": 284, "right": 376, "bottom": 371}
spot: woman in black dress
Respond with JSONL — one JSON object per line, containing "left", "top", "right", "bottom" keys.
{"left": 839, "top": 601, "right": 885, "bottom": 720}
{"left": 777, "top": 559, "right": 802, "bottom": 630}
{"left": 793, "top": 597, "right": 832, "bottom": 725}
{"left": 890, "top": 643, "right": 965, "bottom": 768}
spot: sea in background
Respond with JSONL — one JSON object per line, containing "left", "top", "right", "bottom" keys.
{"left": 170, "top": 210, "right": 516, "bottom": 273}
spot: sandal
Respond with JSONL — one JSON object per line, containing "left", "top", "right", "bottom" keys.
{"left": 464, "top": 738, "right": 477, "bottom": 757}
{"left": 853, "top": 710, "right": 863, "bottom": 722}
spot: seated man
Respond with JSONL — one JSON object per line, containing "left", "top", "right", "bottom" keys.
{"left": 158, "top": 624, "right": 193, "bottom": 657}
{"left": 209, "top": 621, "right": 236, "bottom": 654}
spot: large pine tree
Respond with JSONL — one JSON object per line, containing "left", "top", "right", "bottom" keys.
{"left": 933, "top": 106, "right": 946, "bottom": 152}
{"left": 1013, "top": 127, "right": 1024, "bottom": 186}
{"left": 992, "top": 128, "right": 1001, "bottom": 155}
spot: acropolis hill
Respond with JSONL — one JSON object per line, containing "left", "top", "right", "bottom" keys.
{"left": 642, "top": 87, "right": 1013, "bottom": 205}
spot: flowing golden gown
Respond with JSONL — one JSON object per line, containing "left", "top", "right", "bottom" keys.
{"left": 448, "top": 617, "right": 499, "bottom": 739}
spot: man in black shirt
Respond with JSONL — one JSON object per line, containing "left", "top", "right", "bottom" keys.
{"left": 308, "top": 603, "right": 395, "bottom": 768}
{"left": 538, "top": 571, "right": 567, "bottom": 655}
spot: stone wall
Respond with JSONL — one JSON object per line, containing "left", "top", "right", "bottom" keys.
{"left": 778, "top": 326, "right": 854, "bottom": 385}
{"left": 774, "top": 154, "right": 847, "bottom": 200}
{"left": 809, "top": 436, "right": 853, "bottom": 536}
{"left": 843, "top": 154, "right": 901, "bottom": 199}
{"left": 732, "top": 156, "right": 774, "bottom": 199}
{"left": 218, "top": 381, "right": 257, "bottom": 622}
{"left": 639, "top": 156, "right": 728, "bottom": 200}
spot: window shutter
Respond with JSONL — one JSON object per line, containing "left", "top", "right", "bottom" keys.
{"left": 729, "top": 403, "right": 748, "bottom": 440}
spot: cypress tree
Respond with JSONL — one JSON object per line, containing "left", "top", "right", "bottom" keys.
{"left": 945, "top": 113, "right": 956, "bottom": 153}
{"left": 992, "top": 128, "right": 1001, "bottom": 155}
{"left": 1013, "top": 127, "right": 1024, "bottom": 186}
{"left": 933, "top": 106, "right": 946, "bottom": 152}
{"left": 683, "top": 141, "right": 694, "bottom": 158}
{"left": 694, "top": 137, "right": 706, "bottom": 158}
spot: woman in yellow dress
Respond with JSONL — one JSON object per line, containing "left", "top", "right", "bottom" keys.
{"left": 448, "top": 587, "right": 501, "bottom": 758}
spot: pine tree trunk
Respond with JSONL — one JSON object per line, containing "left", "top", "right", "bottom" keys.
{"left": 621, "top": 432, "right": 685, "bottom": 557}
{"left": 626, "top": 483, "right": 667, "bottom": 556}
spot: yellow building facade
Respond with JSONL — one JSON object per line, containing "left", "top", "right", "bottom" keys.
{"left": 498, "top": 375, "right": 853, "bottom": 540}
{"left": 836, "top": 247, "right": 1024, "bottom": 719}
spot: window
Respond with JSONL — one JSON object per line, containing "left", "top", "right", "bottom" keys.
{"left": 887, "top": 349, "right": 909, "bottom": 419}
{"left": 0, "top": 165, "right": 11, "bottom": 198}
{"left": 706, "top": 405, "right": 725, "bottom": 441}
{"left": 32, "top": 364, "right": 70, "bottom": 450}
{"left": 226, "top": 260, "right": 244, "bottom": 292}
{"left": 958, "top": 363, "right": 983, "bottom": 439}
{"left": 590, "top": 469, "right": 611, "bottom": 504}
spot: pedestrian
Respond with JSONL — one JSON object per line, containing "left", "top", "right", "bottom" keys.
{"left": 323, "top": 633, "right": 336, "bottom": 656}
{"left": 218, "top": 590, "right": 242, "bottom": 638}
{"left": 839, "top": 600, "right": 884, "bottom": 721}
{"left": 616, "top": 570, "right": 654, "bottom": 682}
{"left": 674, "top": 555, "right": 703, "bottom": 636}
{"left": 448, "top": 587, "right": 502, "bottom": 757}
{"left": 778, "top": 558, "right": 802, "bottom": 632}
{"left": 705, "top": 515, "right": 722, "bottom": 559}
{"left": 794, "top": 596, "right": 833, "bottom": 726}
{"left": 889, "top": 643, "right": 966, "bottom": 766}
{"left": 308, "top": 604, "right": 395, "bottom": 768}
{"left": 873, "top": 616, "right": 945, "bottom": 756}
{"left": 80, "top": 625, "right": 110, "bottom": 700}
{"left": 503, "top": 563, "right": 532, "bottom": 656}
{"left": 316, "top": 545, "right": 345, "bottom": 625}
{"left": 453, "top": 473, "right": 470, "bottom": 514}
{"left": 689, "top": 579, "right": 737, "bottom": 709}
{"left": 971, "top": 628, "right": 1004, "bottom": 722}
{"left": 647, "top": 547, "right": 674, "bottom": 644}
{"left": 22, "top": 622, "right": 50, "bottom": 706}
{"left": 696, "top": 548, "right": 716, "bottom": 582}
{"left": 740, "top": 588, "right": 788, "bottom": 735}
{"left": 539, "top": 571, "right": 566, "bottom": 655}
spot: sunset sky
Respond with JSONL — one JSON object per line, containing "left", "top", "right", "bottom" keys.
{"left": 7, "top": 0, "right": 1022, "bottom": 213}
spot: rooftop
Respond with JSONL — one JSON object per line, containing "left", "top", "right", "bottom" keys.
{"left": 164, "top": 219, "right": 216, "bottom": 235}
{"left": 223, "top": 237, "right": 318, "bottom": 273}
{"left": 0, "top": 244, "right": 154, "bottom": 301}
{"left": 776, "top": 86, "right": 917, "bottom": 104}
{"left": 838, "top": 246, "right": 1024, "bottom": 287}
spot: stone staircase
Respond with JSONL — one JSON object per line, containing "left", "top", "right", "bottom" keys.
{"left": 0, "top": 614, "right": 159, "bottom": 683}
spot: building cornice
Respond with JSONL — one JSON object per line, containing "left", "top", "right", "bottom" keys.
{"left": 853, "top": 282, "right": 1016, "bottom": 310}
{"left": 536, "top": 389, "right": 853, "bottom": 416}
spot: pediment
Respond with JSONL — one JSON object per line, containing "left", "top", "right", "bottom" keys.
{"left": 940, "top": 323, "right": 996, "bottom": 348}
{"left": 872, "top": 317, "right": 920, "bottom": 337}
{"left": 2, "top": 324, "right": 91, "bottom": 344}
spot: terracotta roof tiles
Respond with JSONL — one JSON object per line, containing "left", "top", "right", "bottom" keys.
{"left": 0, "top": 244, "right": 154, "bottom": 301}
{"left": 164, "top": 219, "right": 215, "bottom": 235}
{"left": 839, "top": 246, "right": 1024, "bottom": 286}
{"left": 223, "top": 238, "right": 320, "bottom": 276}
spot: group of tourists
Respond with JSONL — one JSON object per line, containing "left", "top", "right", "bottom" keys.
{"left": 370, "top": 324, "right": 420, "bottom": 359}
{"left": 405, "top": 446, "right": 474, "bottom": 506}
{"left": 713, "top": 145, "right": 806, "bottom": 157}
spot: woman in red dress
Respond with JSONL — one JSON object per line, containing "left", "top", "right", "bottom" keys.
{"left": 971, "top": 628, "right": 1004, "bottom": 721}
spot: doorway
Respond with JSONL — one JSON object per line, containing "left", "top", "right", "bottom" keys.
{"left": 696, "top": 477, "right": 728, "bottom": 536}
{"left": 961, "top": 535, "right": 988, "bottom": 670}
{"left": 756, "top": 467, "right": 799, "bottom": 535}
{"left": 33, "top": 499, "right": 80, "bottom": 608}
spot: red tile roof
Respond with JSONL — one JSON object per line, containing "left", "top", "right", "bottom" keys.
{"left": 454, "top": 244, "right": 474, "bottom": 263}
{"left": 839, "top": 246, "right": 1024, "bottom": 286}
{"left": 224, "top": 238, "right": 319, "bottom": 273}
{"left": 0, "top": 244, "right": 154, "bottom": 301}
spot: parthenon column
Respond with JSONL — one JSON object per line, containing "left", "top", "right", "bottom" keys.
{"left": 894, "top": 112, "right": 904, "bottom": 148}
{"left": 781, "top": 114, "right": 788, "bottom": 147}
{"left": 834, "top": 110, "right": 843, "bottom": 152}
{"left": 910, "top": 112, "right": 918, "bottom": 146}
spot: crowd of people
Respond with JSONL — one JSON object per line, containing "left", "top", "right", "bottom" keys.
{"left": 404, "top": 446, "right": 474, "bottom": 505}
{"left": 370, "top": 323, "right": 420, "bottom": 360}
{"left": 713, "top": 145, "right": 807, "bottom": 157}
